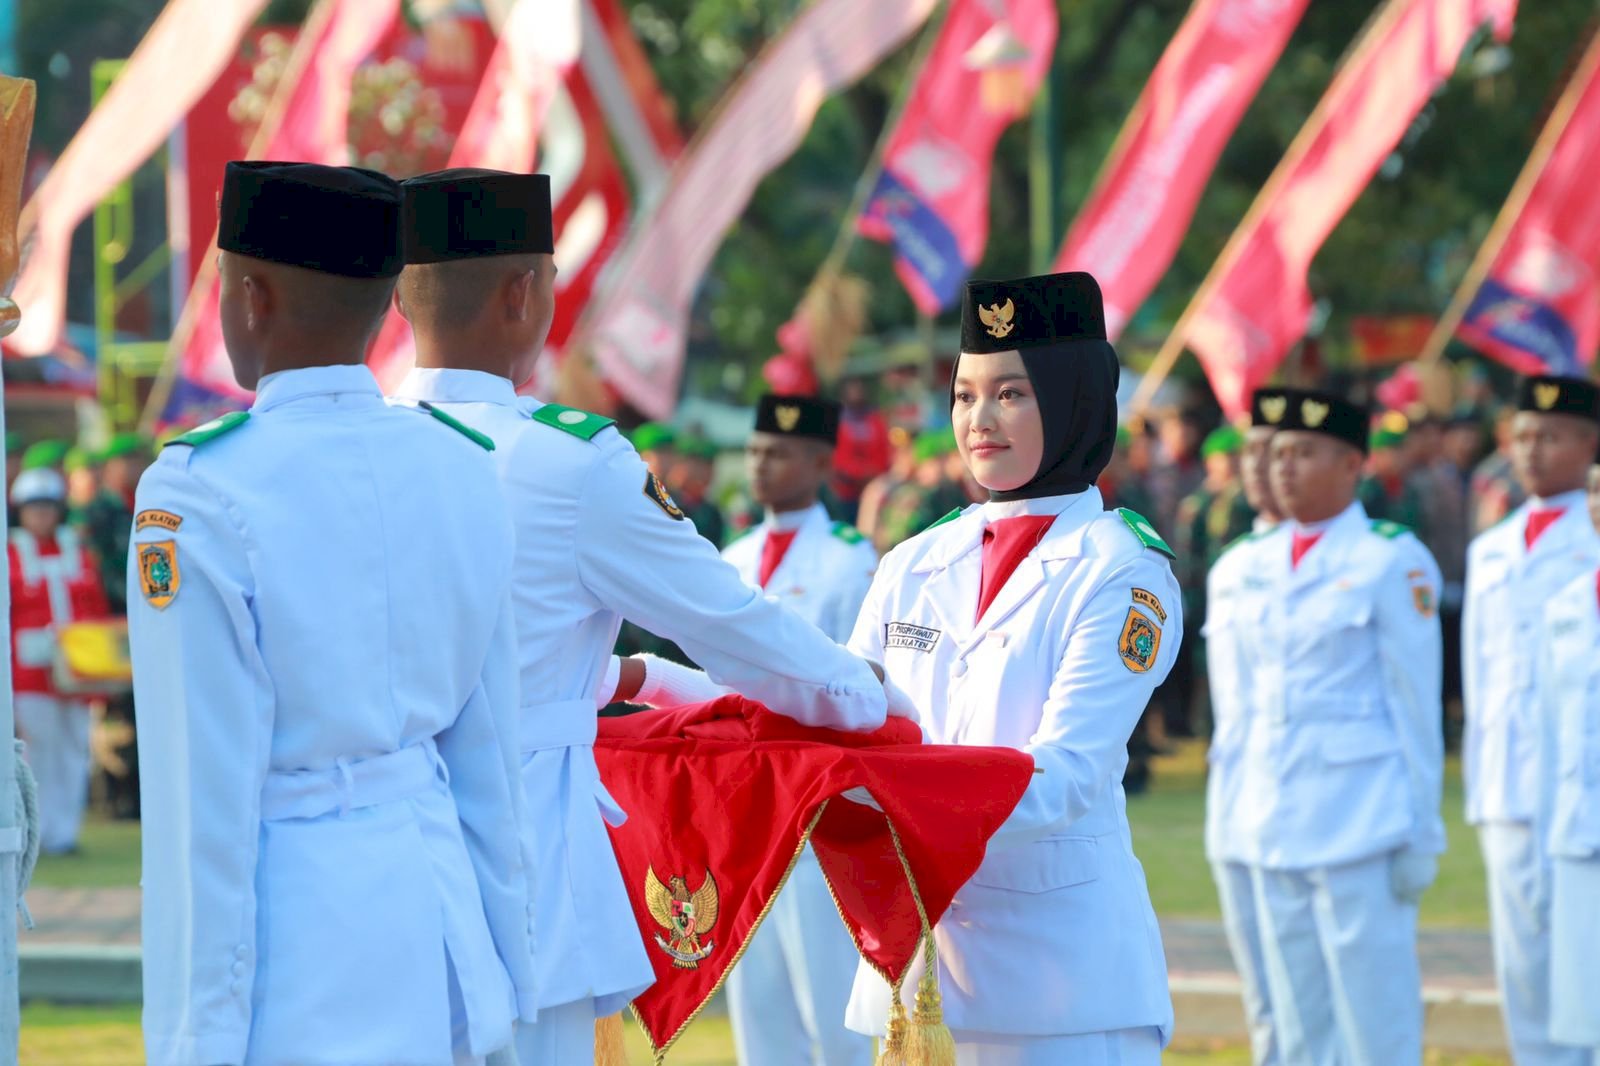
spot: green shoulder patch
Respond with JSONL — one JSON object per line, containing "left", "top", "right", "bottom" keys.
{"left": 925, "top": 507, "right": 964, "bottom": 532}
{"left": 419, "top": 401, "right": 494, "bottom": 451}
{"left": 1370, "top": 519, "right": 1411, "bottom": 540}
{"left": 167, "top": 411, "right": 249, "bottom": 449}
{"left": 830, "top": 520, "right": 865, "bottom": 545}
{"left": 530, "top": 403, "right": 615, "bottom": 441}
{"left": 1116, "top": 508, "right": 1176, "bottom": 559}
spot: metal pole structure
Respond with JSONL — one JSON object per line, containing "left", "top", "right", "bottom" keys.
{"left": 0, "top": 73, "right": 39, "bottom": 1064}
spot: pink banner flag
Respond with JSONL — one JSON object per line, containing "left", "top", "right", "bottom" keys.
{"left": 1453, "top": 31, "right": 1600, "bottom": 373}
{"left": 1053, "top": 0, "right": 1309, "bottom": 339}
{"left": 8, "top": 0, "right": 270, "bottom": 356}
{"left": 366, "top": 0, "right": 582, "bottom": 391}
{"left": 857, "top": 0, "right": 1056, "bottom": 314}
{"left": 1177, "top": 0, "right": 1518, "bottom": 416}
{"left": 582, "top": 0, "right": 941, "bottom": 420}
{"left": 157, "top": 0, "right": 402, "bottom": 425}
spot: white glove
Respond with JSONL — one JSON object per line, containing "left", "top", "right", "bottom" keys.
{"left": 840, "top": 786, "right": 883, "bottom": 811}
{"left": 633, "top": 654, "right": 728, "bottom": 709}
{"left": 876, "top": 668, "right": 920, "bottom": 720}
{"left": 1388, "top": 847, "right": 1438, "bottom": 904}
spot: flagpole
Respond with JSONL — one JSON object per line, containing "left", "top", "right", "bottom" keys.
{"left": 1417, "top": 26, "right": 1600, "bottom": 366}
{"left": 1128, "top": 0, "right": 1409, "bottom": 414}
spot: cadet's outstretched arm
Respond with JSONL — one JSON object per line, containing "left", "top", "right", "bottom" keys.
{"left": 128, "top": 461, "right": 272, "bottom": 1066}
{"left": 567, "top": 443, "right": 886, "bottom": 732}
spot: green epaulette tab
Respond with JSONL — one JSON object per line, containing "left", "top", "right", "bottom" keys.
{"left": 830, "top": 520, "right": 865, "bottom": 545}
{"left": 1370, "top": 519, "right": 1411, "bottom": 540}
{"left": 167, "top": 411, "right": 249, "bottom": 449}
{"left": 419, "top": 401, "right": 494, "bottom": 451}
{"left": 925, "top": 507, "right": 964, "bottom": 532}
{"left": 1116, "top": 507, "right": 1176, "bottom": 559}
{"left": 529, "top": 403, "right": 615, "bottom": 441}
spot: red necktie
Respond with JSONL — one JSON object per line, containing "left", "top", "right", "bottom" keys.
{"left": 1525, "top": 507, "right": 1565, "bottom": 551}
{"left": 757, "top": 530, "right": 798, "bottom": 589}
{"left": 1290, "top": 530, "right": 1323, "bottom": 569}
{"left": 975, "top": 515, "right": 1057, "bottom": 623}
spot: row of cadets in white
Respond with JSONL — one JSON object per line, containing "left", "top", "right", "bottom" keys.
{"left": 388, "top": 366, "right": 888, "bottom": 1063}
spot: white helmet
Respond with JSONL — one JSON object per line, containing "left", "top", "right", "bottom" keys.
{"left": 10, "top": 468, "right": 67, "bottom": 507}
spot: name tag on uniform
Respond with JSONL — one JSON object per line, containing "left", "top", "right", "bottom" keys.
{"left": 885, "top": 622, "right": 941, "bottom": 653}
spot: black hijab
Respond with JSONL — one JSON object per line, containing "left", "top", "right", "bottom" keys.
{"left": 953, "top": 273, "right": 1121, "bottom": 502}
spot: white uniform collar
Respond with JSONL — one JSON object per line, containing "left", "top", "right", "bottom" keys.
{"left": 1253, "top": 515, "right": 1280, "bottom": 534}
{"left": 391, "top": 367, "right": 519, "bottom": 407}
{"left": 254, "top": 364, "right": 382, "bottom": 412}
{"left": 765, "top": 501, "right": 826, "bottom": 533}
{"left": 980, "top": 489, "right": 1096, "bottom": 521}
{"left": 1529, "top": 489, "right": 1588, "bottom": 512}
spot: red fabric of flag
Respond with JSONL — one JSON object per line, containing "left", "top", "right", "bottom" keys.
{"left": 595, "top": 695, "right": 1033, "bottom": 1058}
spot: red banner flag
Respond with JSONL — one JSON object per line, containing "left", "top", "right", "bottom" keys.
{"left": 581, "top": 0, "right": 941, "bottom": 420}
{"left": 1052, "top": 0, "right": 1309, "bottom": 339}
{"left": 8, "top": 0, "right": 270, "bottom": 357}
{"left": 857, "top": 0, "right": 1057, "bottom": 314}
{"left": 1451, "top": 31, "right": 1600, "bottom": 374}
{"left": 155, "top": 0, "right": 402, "bottom": 426}
{"left": 1174, "top": 0, "right": 1518, "bottom": 417}
{"left": 595, "top": 697, "right": 1032, "bottom": 1059}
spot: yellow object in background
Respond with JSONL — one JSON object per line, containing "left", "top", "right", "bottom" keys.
{"left": 54, "top": 620, "right": 133, "bottom": 695}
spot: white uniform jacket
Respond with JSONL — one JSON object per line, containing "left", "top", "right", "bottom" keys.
{"left": 844, "top": 489, "right": 1180, "bottom": 1040}
{"left": 1202, "top": 522, "right": 1274, "bottom": 865}
{"left": 390, "top": 368, "right": 887, "bottom": 1014}
{"left": 130, "top": 366, "right": 535, "bottom": 1066}
{"left": 1230, "top": 502, "right": 1445, "bottom": 870}
{"left": 1537, "top": 568, "right": 1600, "bottom": 862}
{"left": 720, "top": 502, "right": 878, "bottom": 643}
{"left": 1465, "top": 492, "right": 1600, "bottom": 825}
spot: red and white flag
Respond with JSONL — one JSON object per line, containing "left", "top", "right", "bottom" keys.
{"left": 1053, "top": 0, "right": 1309, "bottom": 339}
{"left": 9, "top": 0, "right": 270, "bottom": 356}
{"left": 582, "top": 0, "right": 941, "bottom": 420}
{"left": 1453, "top": 30, "right": 1600, "bottom": 373}
{"left": 158, "top": 0, "right": 402, "bottom": 425}
{"left": 857, "top": 0, "right": 1057, "bottom": 314}
{"left": 1178, "top": 0, "right": 1518, "bottom": 416}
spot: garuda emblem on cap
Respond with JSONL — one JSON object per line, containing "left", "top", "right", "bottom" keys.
{"left": 978, "top": 298, "right": 1015, "bottom": 339}
{"left": 775, "top": 404, "right": 801, "bottom": 432}
{"left": 646, "top": 867, "right": 720, "bottom": 969}
{"left": 1535, "top": 383, "right": 1561, "bottom": 410}
{"left": 1302, "top": 399, "right": 1330, "bottom": 428}
{"left": 1260, "top": 395, "right": 1287, "bottom": 424}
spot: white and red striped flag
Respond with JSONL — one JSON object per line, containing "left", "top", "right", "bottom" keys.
{"left": 581, "top": 0, "right": 941, "bottom": 420}
{"left": 1450, "top": 30, "right": 1600, "bottom": 373}
{"left": 1054, "top": 0, "right": 1309, "bottom": 339}
{"left": 155, "top": 0, "right": 401, "bottom": 425}
{"left": 9, "top": 0, "right": 270, "bottom": 356}
{"left": 1171, "top": 0, "right": 1518, "bottom": 416}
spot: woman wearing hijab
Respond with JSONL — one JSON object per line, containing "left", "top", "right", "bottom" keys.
{"left": 843, "top": 272, "right": 1182, "bottom": 1064}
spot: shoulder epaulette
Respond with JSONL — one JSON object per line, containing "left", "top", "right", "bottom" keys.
{"left": 925, "top": 507, "right": 963, "bottom": 532}
{"left": 830, "top": 520, "right": 865, "bottom": 545}
{"left": 1370, "top": 519, "right": 1411, "bottom": 540}
{"left": 418, "top": 401, "right": 494, "bottom": 451}
{"left": 1115, "top": 507, "right": 1176, "bottom": 559}
{"left": 529, "top": 403, "right": 615, "bottom": 441}
{"left": 167, "top": 411, "right": 249, "bottom": 449}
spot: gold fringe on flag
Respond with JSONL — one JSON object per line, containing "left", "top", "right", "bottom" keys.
{"left": 594, "top": 1012, "right": 629, "bottom": 1066}
{"left": 796, "top": 270, "right": 870, "bottom": 386}
{"left": 902, "top": 932, "right": 955, "bottom": 1066}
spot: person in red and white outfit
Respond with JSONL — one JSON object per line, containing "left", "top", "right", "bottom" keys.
{"left": 9, "top": 467, "right": 110, "bottom": 854}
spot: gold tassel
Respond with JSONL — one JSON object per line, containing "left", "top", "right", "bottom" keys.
{"left": 594, "top": 1012, "right": 629, "bottom": 1066}
{"left": 875, "top": 990, "right": 911, "bottom": 1066}
{"left": 902, "top": 936, "right": 956, "bottom": 1066}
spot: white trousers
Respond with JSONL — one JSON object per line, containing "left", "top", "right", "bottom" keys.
{"left": 15, "top": 693, "right": 91, "bottom": 853}
{"left": 1211, "top": 861, "right": 1279, "bottom": 1066}
{"left": 949, "top": 1025, "right": 1161, "bottom": 1066}
{"left": 727, "top": 852, "right": 873, "bottom": 1066}
{"left": 513, "top": 997, "right": 593, "bottom": 1065}
{"left": 1550, "top": 856, "right": 1600, "bottom": 1053}
{"left": 1252, "top": 854, "right": 1421, "bottom": 1066}
{"left": 1480, "top": 823, "right": 1594, "bottom": 1066}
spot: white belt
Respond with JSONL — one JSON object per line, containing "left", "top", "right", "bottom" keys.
{"left": 259, "top": 740, "right": 440, "bottom": 821}
{"left": 520, "top": 699, "right": 599, "bottom": 755}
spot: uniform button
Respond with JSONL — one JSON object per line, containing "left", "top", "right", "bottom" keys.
{"left": 235, "top": 945, "right": 248, "bottom": 960}
{"left": 230, "top": 981, "right": 242, "bottom": 997}
{"left": 232, "top": 960, "right": 246, "bottom": 977}
{"left": 951, "top": 661, "right": 967, "bottom": 679}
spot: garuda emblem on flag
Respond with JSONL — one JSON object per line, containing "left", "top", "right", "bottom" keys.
{"left": 645, "top": 868, "right": 719, "bottom": 969}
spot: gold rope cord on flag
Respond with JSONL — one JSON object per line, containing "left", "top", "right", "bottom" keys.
{"left": 631, "top": 801, "right": 831, "bottom": 1065}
